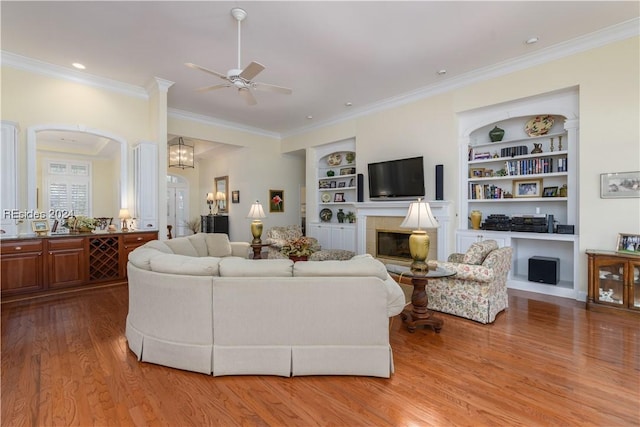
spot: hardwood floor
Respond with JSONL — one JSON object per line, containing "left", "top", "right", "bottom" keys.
{"left": 2, "top": 285, "right": 638, "bottom": 426}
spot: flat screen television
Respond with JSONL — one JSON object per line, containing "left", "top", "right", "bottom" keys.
{"left": 368, "top": 156, "right": 425, "bottom": 200}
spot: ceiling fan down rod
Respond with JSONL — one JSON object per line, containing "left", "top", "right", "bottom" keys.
{"left": 231, "top": 8, "right": 247, "bottom": 71}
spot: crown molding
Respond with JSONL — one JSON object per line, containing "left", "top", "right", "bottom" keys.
{"left": 167, "top": 108, "right": 281, "bottom": 140}
{"left": 281, "top": 18, "right": 640, "bottom": 138}
{"left": 1, "top": 51, "right": 148, "bottom": 99}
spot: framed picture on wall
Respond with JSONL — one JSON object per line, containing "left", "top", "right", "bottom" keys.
{"left": 231, "top": 190, "right": 240, "bottom": 203}
{"left": 269, "top": 189, "right": 284, "bottom": 212}
{"left": 601, "top": 171, "right": 640, "bottom": 198}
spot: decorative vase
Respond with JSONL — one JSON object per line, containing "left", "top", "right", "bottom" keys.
{"left": 531, "top": 143, "right": 543, "bottom": 154}
{"left": 289, "top": 255, "right": 308, "bottom": 262}
{"left": 337, "top": 209, "right": 345, "bottom": 223}
{"left": 469, "top": 210, "right": 482, "bottom": 230}
{"left": 327, "top": 170, "right": 335, "bottom": 177}
{"left": 489, "top": 126, "right": 505, "bottom": 142}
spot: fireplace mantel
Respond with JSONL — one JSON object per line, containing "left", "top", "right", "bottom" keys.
{"left": 354, "top": 201, "right": 452, "bottom": 261}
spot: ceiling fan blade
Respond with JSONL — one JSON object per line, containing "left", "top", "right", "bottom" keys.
{"left": 252, "top": 82, "right": 293, "bottom": 95}
{"left": 239, "top": 61, "right": 265, "bottom": 80}
{"left": 185, "top": 62, "right": 228, "bottom": 80}
{"left": 196, "top": 84, "right": 230, "bottom": 92}
{"left": 238, "top": 88, "right": 257, "bottom": 106}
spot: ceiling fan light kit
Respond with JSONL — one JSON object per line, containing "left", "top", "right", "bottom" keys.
{"left": 185, "top": 7, "right": 292, "bottom": 106}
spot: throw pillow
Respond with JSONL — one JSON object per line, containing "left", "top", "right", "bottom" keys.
{"left": 164, "top": 237, "right": 199, "bottom": 257}
{"left": 149, "top": 253, "right": 221, "bottom": 276}
{"left": 205, "top": 233, "right": 233, "bottom": 257}
{"left": 462, "top": 240, "right": 499, "bottom": 265}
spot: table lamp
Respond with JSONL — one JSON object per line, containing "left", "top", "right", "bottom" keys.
{"left": 206, "top": 193, "right": 214, "bottom": 214}
{"left": 400, "top": 198, "right": 439, "bottom": 274}
{"left": 247, "top": 201, "right": 266, "bottom": 244}
{"left": 118, "top": 208, "right": 131, "bottom": 232}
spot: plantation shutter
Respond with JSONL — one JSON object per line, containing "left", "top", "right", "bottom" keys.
{"left": 44, "top": 160, "right": 91, "bottom": 217}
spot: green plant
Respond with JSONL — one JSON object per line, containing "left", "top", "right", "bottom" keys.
{"left": 63, "top": 215, "right": 97, "bottom": 230}
{"left": 281, "top": 237, "right": 316, "bottom": 257}
{"left": 345, "top": 211, "right": 356, "bottom": 223}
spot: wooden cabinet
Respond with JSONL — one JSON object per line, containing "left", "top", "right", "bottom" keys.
{"left": 0, "top": 231, "right": 157, "bottom": 299}
{"left": 47, "top": 237, "right": 87, "bottom": 289}
{"left": 587, "top": 250, "right": 640, "bottom": 316}
{"left": 0, "top": 240, "right": 44, "bottom": 295}
{"left": 307, "top": 223, "right": 356, "bottom": 252}
{"left": 200, "top": 215, "right": 229, "bottom": 235}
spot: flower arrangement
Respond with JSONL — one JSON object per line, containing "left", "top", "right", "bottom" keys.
{"left": 63, "top": 215, "right": 97, "bottom": 231}
{"left": 280, "top": 236, "right": 316, "bottom": 257}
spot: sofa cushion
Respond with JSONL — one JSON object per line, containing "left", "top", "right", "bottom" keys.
{"left": 463, "top": 240, "right": 499, "bottom": 265}
{"left": 219, "top": 258, "right": 293, "bottom": 277}
{"left": 164, "top": 238, "right": 199, "bottom": 257}
{"left": 205, "top": 234, "right": 233, "bottom": 257}
{"left": 149, "top": 253, "right": 221, "bottom": 276}
{"left": 142, "top": 240, "right": 173, "bottom": 254}
{"left": 293, "top": 254, "right": 388, "bottom": 280}
{"left": 187, "top": 234, "right": 208, "bottom": 257}
{"left": 128, "top": 247, "right": 165, "bottom": 270}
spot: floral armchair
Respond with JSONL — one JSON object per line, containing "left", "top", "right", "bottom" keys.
{"left": 264, "top": 225, "right": 321, "bottom": 259}
{"left": 427, "top": 240, "right": 513, "bottom": 324}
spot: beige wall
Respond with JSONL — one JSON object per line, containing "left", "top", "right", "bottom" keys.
{"left": 283, "top": 36, "right": 640, "bottom": 295}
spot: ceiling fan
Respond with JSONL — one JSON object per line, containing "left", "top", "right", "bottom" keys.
{"left": 185, "top": 7, "right": 292, "bottom": 106}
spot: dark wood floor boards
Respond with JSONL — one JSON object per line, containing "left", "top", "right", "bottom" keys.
{"left": 2, "top": 285, "right": 638, "bottom": 426}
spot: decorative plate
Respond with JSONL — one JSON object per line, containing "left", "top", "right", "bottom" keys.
{"left": 524, "top": 115, "right": 554, "bottom": 136}
{"left": 319, "top": 208, "right": 333, "bottom": 222}
{"left": 327, "top": 152, "right": 342, "bottom": 166}
{"left": 321, "top": 192, "right": 331, "bottom": 203}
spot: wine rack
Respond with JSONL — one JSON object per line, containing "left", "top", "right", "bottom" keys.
{"left": 89, "top": 236, "right": 120, "bottom": 281}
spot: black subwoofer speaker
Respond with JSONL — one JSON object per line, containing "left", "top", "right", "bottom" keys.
{"left": 435, "top": 164, "right": 444, "bottom": 200}
{"left": 528, "top": 256, "right": 560, "bottom": 285}
{"left": 357, "top": 173, "right": 364, "bottom": 202}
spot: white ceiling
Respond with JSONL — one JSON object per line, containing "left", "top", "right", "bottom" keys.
{"left": 2, "top": 1, "right": 639, "bottom": 136}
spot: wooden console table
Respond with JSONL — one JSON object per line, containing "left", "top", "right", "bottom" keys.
{"left": 1, "top": 230, "right": 157, "bottom": 301}
{"left": 387, "top": 264, "right": 455, "bottom": 333}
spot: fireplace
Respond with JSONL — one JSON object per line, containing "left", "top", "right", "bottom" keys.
{"left": 376, "top": 230, "right": 412, "bottom": 261}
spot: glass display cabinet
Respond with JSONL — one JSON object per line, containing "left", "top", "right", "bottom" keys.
{"left": 587, "top": 250, "right": 640, "bottom": 315}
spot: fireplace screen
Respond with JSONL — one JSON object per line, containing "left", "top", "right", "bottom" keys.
{"left": 376, "top": 230, "right": 412, "bottom": 261}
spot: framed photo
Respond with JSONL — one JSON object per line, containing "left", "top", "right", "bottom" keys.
{"left": 269, "top": 189, "right": 284, "bottom": 213}
{"left": 469, "top": 167, "right": 485, "bottom": 178}
{"left": 231, "top": 190, "right": 240, "bottom": 204}
{"left": 513, "top": 179, "right": 543, "bottom": 198}
{"left": 319, "top": 180, "right": 331, "bottom": 189}
{"left": 338, "top": 181, "right": 346, "bottom": 188}
{"left": 31, "top": 220, "right": 49, "bottom": 235}
{"left": 616, "top": 233, "right": 640, "bottom": 254}
{"left": 542, "top": 186, "right": 558, "bottom": 197}
{"left": 601, "top": 171, "right": 640, "bottom": 198}
{"left": 330, "top": 181, "right": 337, "bottom": 188}
{"left": 334, "top": 192, "right": 345, "bottom": 202}
{"left": 340, "top": 167, "right": 355, "bottom": 176}
{"left": 483, "top": 169, "right": 494, "bottom": 177}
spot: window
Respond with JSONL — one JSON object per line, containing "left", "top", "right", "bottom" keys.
{"left": 44, "top": 160, "right": 91, "bottom": 217}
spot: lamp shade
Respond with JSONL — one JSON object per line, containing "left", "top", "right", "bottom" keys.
{"left": 168, "top": 137, "right": 194, "bottom": 169}
{"left": 247, "top": 201, "right": 266, "bottom": 219}
{"left": 206, "top": 193, "right": 214, "bottom": 202}
{"left": 118, "top": 208, "right": 131, "bottom": 219}
{"left": 215, "top": 191, "right": 226, "bottom": 201}
{"left": 400, "top": 199, "right": 439, "bottom": 230}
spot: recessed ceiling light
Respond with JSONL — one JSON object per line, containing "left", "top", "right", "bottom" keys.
{"left": 306, "top": 115, "right": 313, "bottom": 120}
{"left": 525, "top": 37, "right": 539, "bottom": 45}
{"left": 344, "top": 102, "right": 353, "bottom": 107}
{"left": 72, "top": 62, "right": 86, "bottom": 70}
{"left": 437, "top": 69, "right": 447, "bottom": 75}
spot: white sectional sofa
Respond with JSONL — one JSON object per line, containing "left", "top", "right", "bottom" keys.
{"left": 125, "top": 233, "right": 406, "bottom": 378}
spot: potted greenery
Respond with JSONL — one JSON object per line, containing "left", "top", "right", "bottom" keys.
{"left": 63, "top": 215, "right": 97, "bottom": 232}
{"left": 281, "top": 236, "right": 316, "bottom": 262}
{"left": 345, "top": 211, "right": 356, "bottom": 223}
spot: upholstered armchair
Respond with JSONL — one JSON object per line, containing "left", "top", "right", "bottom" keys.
{"left": 264, "top": 225, "right": 321, "bottom": 259}
{"left": 427, "top": 240, "right": 512, "bottom": 324}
